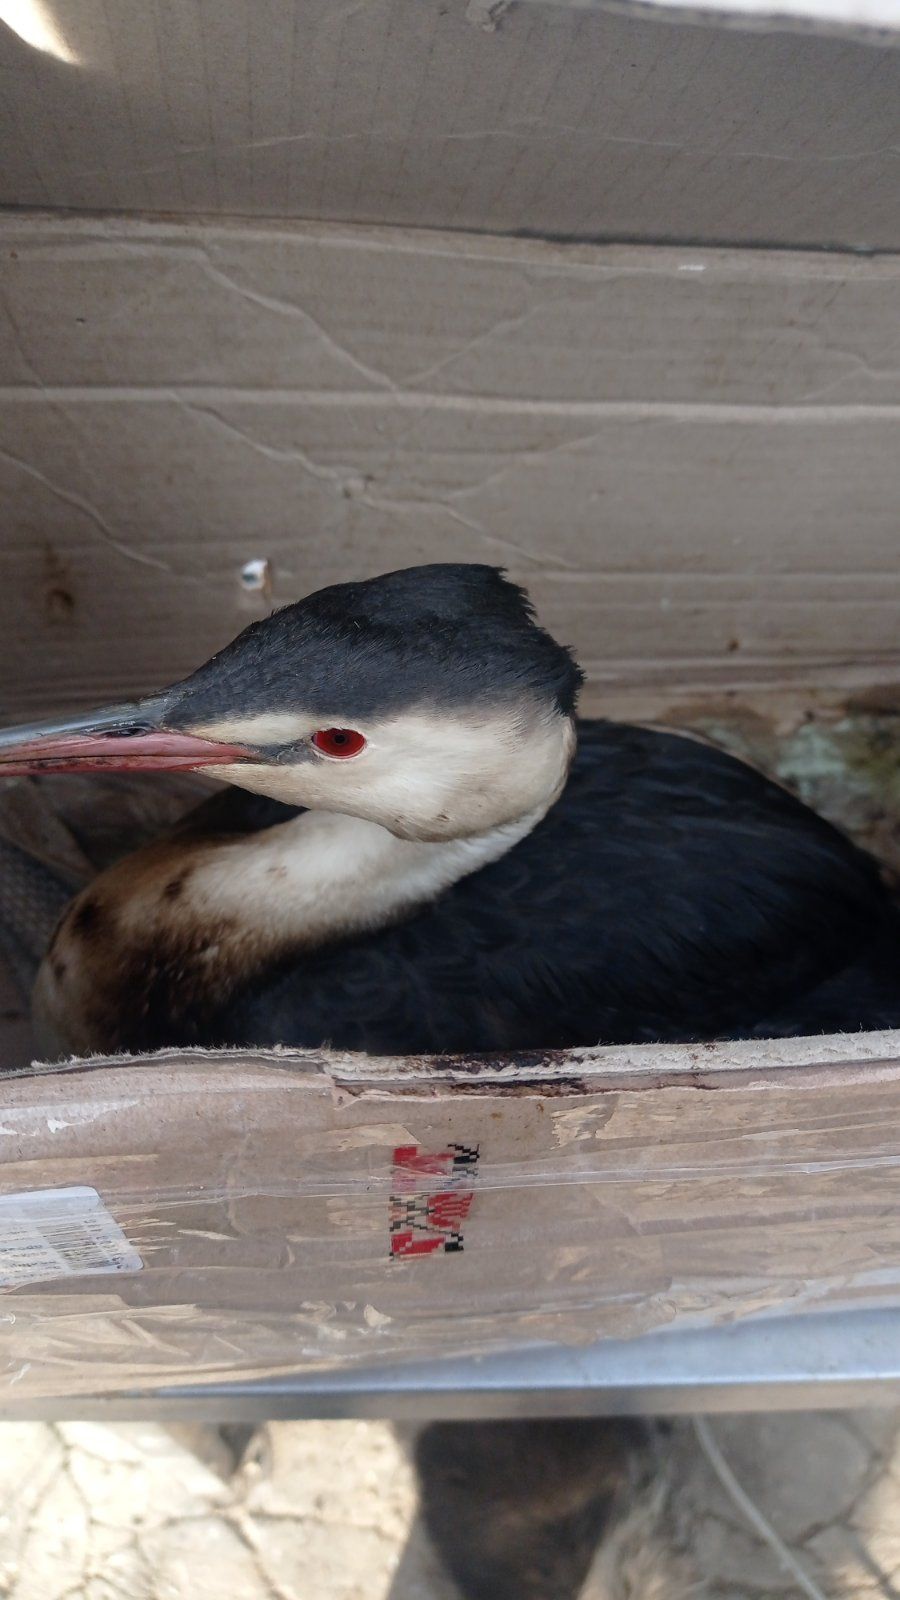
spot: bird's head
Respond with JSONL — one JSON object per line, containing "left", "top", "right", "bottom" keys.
{"left": 0, "top": 566, "right": 582, "bottom": 841}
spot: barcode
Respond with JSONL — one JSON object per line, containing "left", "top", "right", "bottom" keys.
{"left": 0, "top": 1187, "right": 142, "bottom": 1289}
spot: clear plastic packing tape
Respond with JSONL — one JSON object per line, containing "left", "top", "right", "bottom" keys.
{"left": 0, "top": 1034, "right": 899, "bottom": 1400}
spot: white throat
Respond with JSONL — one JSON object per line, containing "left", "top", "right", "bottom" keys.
{"left": 35, "top": 798, "right": 552, "bottom": 1060}
{"left": 178, "top": 801, "right": 549, "bottom": 954}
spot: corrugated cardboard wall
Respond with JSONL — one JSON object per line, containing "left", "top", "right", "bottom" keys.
{"left": 2, "top": 215, "right": 899, "bottom": 719}
{"left": 2, "top": 0, "right": 899, "bottom": 249}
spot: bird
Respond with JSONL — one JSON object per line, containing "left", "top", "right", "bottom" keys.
{"left": 0, "top": 562, "right": 897, "bottom": 1060}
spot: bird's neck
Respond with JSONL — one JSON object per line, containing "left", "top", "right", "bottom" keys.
{"left": 185, "top": 802, "right": 547, "bottom": 952}
{"left": 36, "top": 802, "right": 551, "bottom": 1059}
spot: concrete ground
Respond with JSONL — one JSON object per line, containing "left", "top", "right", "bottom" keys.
{"left": 0, "top": 1411, "right": 898, "bottom": 1600}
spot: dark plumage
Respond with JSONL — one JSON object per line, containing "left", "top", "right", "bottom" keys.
{"left": 167, "top": 564, "right": 583, "bottom": 727}
{"left": 171, "top": 721, "right": 900, "bottom": 1054}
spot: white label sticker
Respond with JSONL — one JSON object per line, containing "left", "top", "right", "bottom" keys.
{"left": 0, "top": 1186, "right": 143, "bottom": 1289}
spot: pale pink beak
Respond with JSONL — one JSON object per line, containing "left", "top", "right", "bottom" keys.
{"left": 0, "top": 698, "right": 255, "bottom": 776}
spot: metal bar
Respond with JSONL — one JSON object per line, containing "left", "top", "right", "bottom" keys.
{"left": 2, "top": 1308, "right": 899, "bottom": 1422}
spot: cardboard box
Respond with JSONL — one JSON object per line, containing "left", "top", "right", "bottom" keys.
{"left": 3, "top": 215, "right": 899, "bottom": 721}
{"left": 1, "top": 1031, "right": 900, "bottom": 1399}
{"left": 0, "top": 0, "right": 898, "bottom": 1402}
{"left": 2, "top": 0, "right": 899, "bottom": 248}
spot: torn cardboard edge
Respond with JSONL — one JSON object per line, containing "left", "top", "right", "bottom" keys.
{"left": 5, "top": 1026, "right": 900, "bottom": 1095}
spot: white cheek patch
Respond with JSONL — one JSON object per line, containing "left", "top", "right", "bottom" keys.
{"left": 341, "top": 710, "right": 574, "bottom": 831}
{"left": 204, "top": 708, "right": 575, "bottom": 841}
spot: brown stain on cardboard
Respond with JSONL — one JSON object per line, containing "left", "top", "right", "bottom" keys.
{"left": 39, "top": 544, "right": 77, "bottom": 627}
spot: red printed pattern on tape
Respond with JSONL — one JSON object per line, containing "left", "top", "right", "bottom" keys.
{"left": 389, "top": 1144, "right": 479, "bottom": 1258}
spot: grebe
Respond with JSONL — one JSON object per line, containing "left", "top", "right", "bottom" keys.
{"left": 0, "top": 564, "right": 896, "bottom": 1058}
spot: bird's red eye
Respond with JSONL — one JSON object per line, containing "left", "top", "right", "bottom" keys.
{"left": 312, "top": 727, "right": 367, "bottom": 758}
